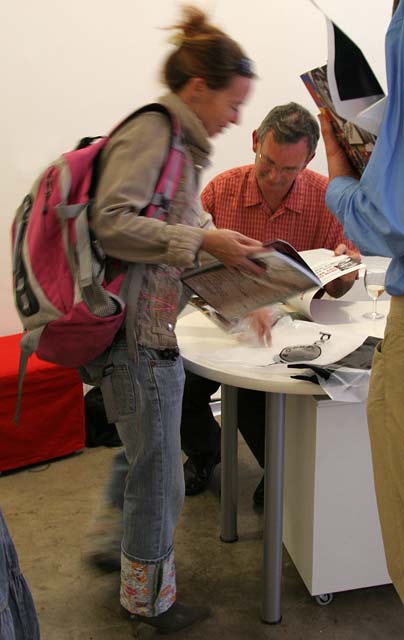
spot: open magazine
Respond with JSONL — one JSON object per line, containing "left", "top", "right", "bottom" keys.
{"left": 282, "top": 247, "right": 361, "bottom": 320}
{"left": 182, "top": 239, "right": 360, "bottom": 326}
{"left": 301, "top": 1, "right": 386, "bottom": 174}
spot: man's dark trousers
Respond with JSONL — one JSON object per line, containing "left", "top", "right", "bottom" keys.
{"left": 181, "top": 370, "right": 266, "bottom": 468}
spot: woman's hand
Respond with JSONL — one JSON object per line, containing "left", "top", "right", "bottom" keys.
{"left": 201, "top": 229, "right": 266, "bottom": 276}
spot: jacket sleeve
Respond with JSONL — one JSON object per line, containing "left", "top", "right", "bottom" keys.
{"left": 200, "top": 179, "right": 217, "bottom": 222}
{"left": 91, "top": 111, "right": 205, "bottom": 268}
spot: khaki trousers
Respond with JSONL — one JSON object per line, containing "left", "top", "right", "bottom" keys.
{"left": 367, "top": 296, "right": 404, "bottom": 603}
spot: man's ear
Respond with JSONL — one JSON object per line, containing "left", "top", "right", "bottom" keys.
{"left": 252, "top": 130, "right": 259, "bottom": 153}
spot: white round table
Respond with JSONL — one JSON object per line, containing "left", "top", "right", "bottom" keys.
{"left": 176, "top": 300, "right": 389, "bottom": 624}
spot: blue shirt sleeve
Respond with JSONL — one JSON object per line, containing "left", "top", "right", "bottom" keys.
{"left": 325, "top": 5, "right": 404, "bottom": 295}
{"left": 326, "top": 176, "right": 403, "bottom": 259}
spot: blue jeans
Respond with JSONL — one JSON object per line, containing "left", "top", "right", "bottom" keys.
{"left": 0, "top": 509, "right": 40, "bottom": 640}
{"left": 105, "top": 449, "right": 128, "bottom": 511}
{"left": 80, "top": 336, "right": 185, "bottom": 614}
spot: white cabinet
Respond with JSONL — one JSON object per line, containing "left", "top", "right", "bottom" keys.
{"left": 283, "top": 395, "right": 390, "bottom": 597}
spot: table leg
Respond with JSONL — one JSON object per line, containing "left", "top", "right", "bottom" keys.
{"left": 220, "top": 384, "right": 238, "bottom": 542}
{"left": 262, "top": 392, "right": 286, "bottom": 624}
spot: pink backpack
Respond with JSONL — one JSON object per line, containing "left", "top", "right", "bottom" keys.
{"left": 11, "top": 103, "right": 184, "bottom": 420}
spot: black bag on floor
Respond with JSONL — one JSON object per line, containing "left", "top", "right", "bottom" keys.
{"left": 84, "top": 388, "right": 122, "bottom": 448}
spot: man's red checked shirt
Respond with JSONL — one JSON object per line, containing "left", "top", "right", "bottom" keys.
{"left": 200, "top": 165, "right": 356, "bottom": 252}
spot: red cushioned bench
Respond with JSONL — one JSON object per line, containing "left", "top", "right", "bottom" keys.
{"left": 0, "top": 333, "right": 85, "bottom": 472}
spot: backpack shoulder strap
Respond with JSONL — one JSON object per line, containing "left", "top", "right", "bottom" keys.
{"left": 14, "top": 329, "right": 45, "bottom": 424}
{"left": 110, "top": 102, "right": 181, "bottom": 141}
{"left": 89, "top": 103, "right": 183, "bottom": 205}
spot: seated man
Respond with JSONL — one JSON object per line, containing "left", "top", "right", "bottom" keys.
{"left": 182, "top": 102, "right": 359, "bottom": 507}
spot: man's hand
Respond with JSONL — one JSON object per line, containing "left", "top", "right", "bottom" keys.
{"left": 324, "top": 244, "right": 361, "bottom": 298}
{"left": 318, "top": 112, "right": 359, "bottom": 181}
{"left": 201, "top": 229, "right": 267, "bottom": 276}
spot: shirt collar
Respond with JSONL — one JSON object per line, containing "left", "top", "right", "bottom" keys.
{"left": 281, "top": 171, "right": 308, "bottom": 214}
{"left": 245, "top": 166, "right": 264, "bottom": 207}
{"left": 245, "top": 166, "right": 308, "bottom": 214}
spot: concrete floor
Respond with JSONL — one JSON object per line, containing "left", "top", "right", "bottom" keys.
{"left": 1, "top": 438, "right": 404, "bottom": 640}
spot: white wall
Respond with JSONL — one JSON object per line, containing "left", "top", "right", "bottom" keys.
{"left": 0, "top": 0, "right": 391, "bottom": 335}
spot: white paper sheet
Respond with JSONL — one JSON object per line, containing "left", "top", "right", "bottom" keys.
{"left": 190, "top": 316, "right": 369, "bottom": 373}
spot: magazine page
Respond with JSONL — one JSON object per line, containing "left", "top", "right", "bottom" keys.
{"left": 186, "top": 295, "right": 234, "bottom": 332}
{"left": 302, "top": 0, "right": 386, "bottom": 173}
{"left": 266, "top": 243, "right": 360, "bottom": 283}
{"left": 299, "top": 248, "right": 361, "bottom": 285}
{"left": 280, "top": 249, "right": 361, "bottom": 320}
{"left": 300, "top": 65, "right": 377, "bottom": 175}
{"left": 264, "top": 239, "right": 312, "bottom": 270}
{"left": 325, "top": 18, "right": 386, "bottom": 136}
{"left": 281, "top": 289, "right": 319, "bottom": 321}
{"left": 181, "top": 249, "right": 321, "bottom": 323}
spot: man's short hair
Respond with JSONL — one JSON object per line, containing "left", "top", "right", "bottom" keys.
{"left": 256, "top": 102, "right": 320, "bottom": 157}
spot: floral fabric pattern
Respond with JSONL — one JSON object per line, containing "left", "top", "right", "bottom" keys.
{"left": 121, "top": 549, "right": 176, "bottom": 616}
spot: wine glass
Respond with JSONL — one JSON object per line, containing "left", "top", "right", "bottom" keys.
{"left": 363, "top": 268, "right": 386, "bottom": 319}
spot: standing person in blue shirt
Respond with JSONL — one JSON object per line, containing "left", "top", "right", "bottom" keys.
{"left": 319, "top": 0, "right": 404, "bottom": 604}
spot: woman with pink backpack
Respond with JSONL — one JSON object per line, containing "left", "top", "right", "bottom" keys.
{"left": 80, "top": 5, "right": 269, "bottom": 634}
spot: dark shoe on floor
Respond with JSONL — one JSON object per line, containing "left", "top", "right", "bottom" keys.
{"left": 129, "top": 601, "right": 210, "bottom": 634}
{"left": 184, "top": 456, "right": 219, "bottom": 496}
{"left": 253, "top": 475, "right": 264, "bottom": 510}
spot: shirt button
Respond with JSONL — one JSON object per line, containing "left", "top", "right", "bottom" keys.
{"left": 167, "top": 323, "right": 174, "bottom": 331}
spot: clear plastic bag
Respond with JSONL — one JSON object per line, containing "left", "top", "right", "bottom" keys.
{"left": 315, "top": 366, "right": 371, "bottom": 402}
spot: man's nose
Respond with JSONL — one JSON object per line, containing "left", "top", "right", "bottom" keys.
{"left": 267, "top": 164, "right": 282, "bottom": 180}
